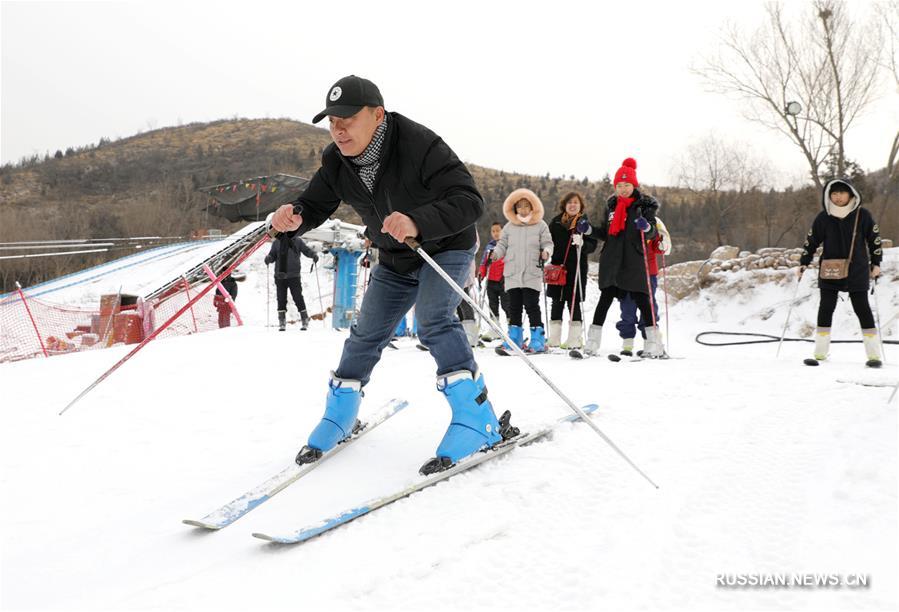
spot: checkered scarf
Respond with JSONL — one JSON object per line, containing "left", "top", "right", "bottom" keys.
{"left": 348, "top": 115, "right": 388, "bottom": 193}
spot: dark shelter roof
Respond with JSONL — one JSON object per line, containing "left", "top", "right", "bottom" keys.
{"left": 199, "top": 174, "right": 310, "bottom": 222}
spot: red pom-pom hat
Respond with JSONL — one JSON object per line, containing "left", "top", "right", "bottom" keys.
{"left": 613, "top": 157, "right": 639, "bottom": 187}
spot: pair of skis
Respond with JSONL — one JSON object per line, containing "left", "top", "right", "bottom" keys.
{"left": 184, "top": 399, "right": 599, "bottom": 546}
{"left": 569, "top": 349, "right": 681, "bottom": 362}
{"left": 183, "top": 398, "right": 408, "bottom": 530}
{"left": 569, "top": 349, "right": 641, "bottom": 361}
{"left": 494, "top": 346, "right": 565, "bottom": 357}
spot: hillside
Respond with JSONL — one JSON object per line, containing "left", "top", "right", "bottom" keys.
{"left": 2, "top": 117, "right": 895, "bottom": 292}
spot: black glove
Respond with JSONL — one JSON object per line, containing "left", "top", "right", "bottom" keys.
{"left": 312, "top": 253, "right": 319, "bottom": 264}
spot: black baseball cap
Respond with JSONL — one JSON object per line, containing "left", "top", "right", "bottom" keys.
{"left": 312, "top": 75, "right": 384, "bottom": 124}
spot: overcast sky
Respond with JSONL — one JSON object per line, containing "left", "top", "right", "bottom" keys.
{"left": 2, "top": 0, "right": 896, "bottom": 189}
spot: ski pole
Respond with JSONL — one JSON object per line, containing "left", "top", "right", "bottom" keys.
{"left": 60, "top": 234, "right": 272, "bottom": 416}
{"left": 476, "top": 280, "right": 488, "bottom": 337}
{"left": 568, "top": 250, "right": 578, "bottom": 322}
{"left": 404, "top": 237, "right": 659, "bottom": 489}
{"left": 872, "top": 277, "right": 886, "bottom": 365}
{"left": 571, "top": 245, "right": 588, "bottom": 346}
{"left": 661, "top": 252, "right": 670, "bottom": 355}
{"left": 266, "top": 263, "right": 271, "bottom": 329}
{"left": 639, "top": 230, "right": 657, "bottom": 327}
{"left": 776, "top": 269, "right": 803, "bottom": 358}
{"left": 362, "top": 248, "right": 371, "bottom": 292}
{"left": 313, "top": 260, "right": 326, "bottom": 327}
{"left": 541, "top": 263, "right": 550, "bottom": 340}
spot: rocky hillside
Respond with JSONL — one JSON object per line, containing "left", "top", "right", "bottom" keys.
{"left": 2, "top": 117, "right": 894, "bottom": 292}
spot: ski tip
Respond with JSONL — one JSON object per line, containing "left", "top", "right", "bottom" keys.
{"left": 182, "top": 519, "right": 220, "bottom": 530}
{"left": 583, "top": 403, "right": 599, "bottom": 415}
{"left": 392, "top": 398, "right": 410, "bottom": 411}
{"left": 803, "top": 358, "right": 820, "bottom": 366}
{"left": 568, "top": 350, "right": 584, "bottom": 359}
{"left": 251, "top": 532, "right": 276, "bottom": 542}
{"left": 608, "top": 354, "right": 621, "bottom": 362}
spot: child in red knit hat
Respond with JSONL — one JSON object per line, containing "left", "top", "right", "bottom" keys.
{"left": 580, "top": 158, "right": 665, "bottom": 358}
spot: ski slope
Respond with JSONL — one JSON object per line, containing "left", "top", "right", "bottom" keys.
{"left": 0, "top": 246, "right": 896, "bottom": 611}
{"left": 8, "top": 223, "right": 264, "bottom": 305}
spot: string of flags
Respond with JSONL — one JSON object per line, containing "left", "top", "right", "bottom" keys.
{"left": 213, "top": 178, "right": 279, "bottom": 193}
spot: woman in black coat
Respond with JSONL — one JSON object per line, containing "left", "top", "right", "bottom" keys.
{"left": 546, "top": 192, "right": 598, "bottom": 349}
{"left": 798, "top": 178, "right": 883, "bottom": 367}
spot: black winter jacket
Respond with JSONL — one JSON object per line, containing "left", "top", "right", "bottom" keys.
{"left": 265, "top": 235, "right": 316, "bottom": 280}
{"left": 594, "top": 190, "right": 659, "bottom": 294}
{"left": 546, "top": 213, "right": 598, "bottom": 300}
{"left": 292, "top": 112, "right": 484, "bottom": 274}
{"left": 799, "top": 178, "right": 882, "bottom": 292}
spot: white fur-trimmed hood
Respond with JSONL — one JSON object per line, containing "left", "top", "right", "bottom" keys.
{"left": 502, "top": 188, "right": 545, "bottom": 225}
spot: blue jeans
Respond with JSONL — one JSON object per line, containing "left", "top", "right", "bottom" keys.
{"left": 616, "top": 275, "right": 658, "bottom": 339}
{"left": 335, "top": 248, "right": 477, "bottom": 386}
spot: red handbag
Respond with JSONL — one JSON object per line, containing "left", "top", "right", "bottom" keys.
{"left": 543, "top": 237, "right": 572, "bottom": 286}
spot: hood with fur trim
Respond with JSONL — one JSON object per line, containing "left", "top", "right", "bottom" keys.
{"left": 822, "top": 178, "right": 861, "bottom": 218}
{"left": 502, "top": 188, "right": 545, "bottom": 225}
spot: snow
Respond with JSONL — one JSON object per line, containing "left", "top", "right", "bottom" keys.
{"left": 1, "top": 242, "right": 896, "bottom": 611}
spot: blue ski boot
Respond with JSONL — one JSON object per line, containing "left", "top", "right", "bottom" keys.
{"left": 419, "top": 371, "right": 519, "bottom": 475}
{"left": 528, "top": 326, "right": 547, "bottom": 353}
{"left": 295, "top": 374, "right": 362, "bottom": 465}
{"left": 496, "top": 324, "right": 524, "bottom": 355}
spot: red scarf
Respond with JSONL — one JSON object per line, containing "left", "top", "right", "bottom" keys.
{"left": 609, "top": 195, "right": 635, "bottom": 236}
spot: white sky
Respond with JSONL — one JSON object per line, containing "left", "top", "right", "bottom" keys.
{"left": 1, "top": 0, "right": 896, "bottom": 188}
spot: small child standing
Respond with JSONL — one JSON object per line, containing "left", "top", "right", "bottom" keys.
{"left": 799, "top": 178, "right": 883, "bottom": 367}
{"left": 478, "top": 221, "right": 511, "bottom": 338}
{"left": 491, "top": 188, "right": 553, "bottom": 353}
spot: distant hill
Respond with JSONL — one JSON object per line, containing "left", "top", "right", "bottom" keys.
{"left": 2, "top": 117, "right": 893, "bottom": 292}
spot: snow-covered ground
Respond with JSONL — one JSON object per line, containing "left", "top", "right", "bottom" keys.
{"left": 1, "top": 242, "right": 896, "bottom": 611}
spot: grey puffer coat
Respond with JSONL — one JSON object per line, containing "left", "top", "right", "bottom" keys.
{"left": 491, "top": 188, "right": 553, "bottom": 291}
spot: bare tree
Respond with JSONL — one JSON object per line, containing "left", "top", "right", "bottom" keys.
{"left": 674, "top": 134, "right": 771, "bottom": 246}
{"left": 695, "top": 0, "right": 883, "bottom": 188}
{"left": 877, "top": 0, "right": 899, "bottom": 180}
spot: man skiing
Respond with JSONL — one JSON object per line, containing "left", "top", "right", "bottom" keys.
{"left": 269, "top": 75, "right": 516, "bottom": 474}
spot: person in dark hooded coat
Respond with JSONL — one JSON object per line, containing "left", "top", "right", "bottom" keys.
{"left": 798, "top": 178, "right": 883, "bottom": 367}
